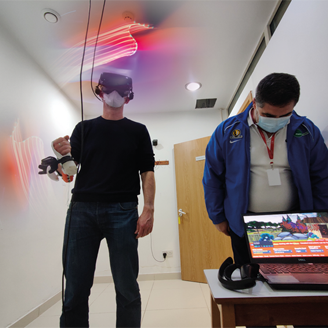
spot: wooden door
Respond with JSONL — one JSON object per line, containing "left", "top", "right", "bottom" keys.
{"left": 174, "top": 137, "right": 233, "bottom": 283}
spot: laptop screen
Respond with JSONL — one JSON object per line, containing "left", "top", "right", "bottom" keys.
{"left": 243, "top": 211, "right": 328, "bottom": 261}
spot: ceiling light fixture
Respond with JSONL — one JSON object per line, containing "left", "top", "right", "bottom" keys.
{"left": 186, "top": 82, "right": 202, "bottom": 91}
{"left": 122, "top": 11, "right": 135, "bottom": 23}
{"left": 42, "top": 9, "right": 60, "bottom": 23}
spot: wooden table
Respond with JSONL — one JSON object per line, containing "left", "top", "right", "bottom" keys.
{"left": 204, "top": 269, "right": 328, "bottom": 327}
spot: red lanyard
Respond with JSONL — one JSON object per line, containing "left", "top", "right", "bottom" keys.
{"left": 258, "top": 129, "right": 275, "bottom": 166}
{"left": 251, "top": 108, "right": 275, "bottom": 166}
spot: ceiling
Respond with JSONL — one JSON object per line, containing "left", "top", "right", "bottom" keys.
{"left": 0, "top": 0, "right": 279, "bottom": 117}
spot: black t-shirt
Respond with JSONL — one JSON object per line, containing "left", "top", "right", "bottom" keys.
{"left": 70, "top": 116, "right": 154, "bottom": 203}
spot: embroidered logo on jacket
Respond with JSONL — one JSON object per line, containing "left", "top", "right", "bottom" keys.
{"left": 230, "top": 129, "right": 243, "bottom": 143}
{"left": 294, "top": 129, "right": 309, "bottom": 138}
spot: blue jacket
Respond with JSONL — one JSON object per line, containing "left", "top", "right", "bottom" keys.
{"left": 203, "top": 104, "right": 328, "bottom": 237}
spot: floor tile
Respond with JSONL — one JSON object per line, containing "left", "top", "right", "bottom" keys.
{"left": 138, "top": 279, "right": 154, "bottom": 291}
{"left": 199, "top": 283, "right": 211, "bottom": 314}
{"left": 89, "top": 312, "right": 116, "bottom": 327}
{"left": 89, "top": 291, "right": 104, "bottom": 305}
{"left": 146, "top": 286, "right": 207, "bottom": 310}
{"left": 141, "top": 308, "right": 211, "bottom": 328}
{"left": 140, "top": 288, "right": 151, "bottom": 311}
{"left": 152, "top": 279, "right": 202, "bottom": 290}
{"left": 89, "top": 289, "right": 116, "bottom": 314}
{"left": 90, "top": 282, "right": 112, "bottom": 294}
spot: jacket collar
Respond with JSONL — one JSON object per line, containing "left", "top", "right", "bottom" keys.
{"left": 289, "top": 110, "right": 306, "bottom": 129}
{"left": 239, "top": 102, "right": 253, "bottom": 123}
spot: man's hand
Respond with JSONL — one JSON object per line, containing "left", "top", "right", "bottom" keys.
{"left": 214, "top": 220, "right": 230, "bottom": 236}
{"left": 135, "top": 205, "right": 154, "bottom": 239}
{"left": 53, "top": 135, "right": 71, "bottom": 156}
{"left": 136, "top": 171, "right": 155, "bottom": 239}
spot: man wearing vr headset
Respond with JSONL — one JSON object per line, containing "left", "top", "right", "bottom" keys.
{"left": 53, "top": 72, "right": 155, "bottom": 328}
{"left": 203, "top": 73, "right": 328, "bottom": 266}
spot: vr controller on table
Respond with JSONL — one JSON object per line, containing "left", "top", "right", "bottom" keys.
{"left": 38, "top": 142, "right": 77, "bottom": 183}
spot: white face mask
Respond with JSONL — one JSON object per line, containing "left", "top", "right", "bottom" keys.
{"left": 103, "top": 90, "right": 125, "bottom": 108}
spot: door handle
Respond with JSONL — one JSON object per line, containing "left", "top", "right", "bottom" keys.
{"left": 178, "top": 209, "right": 186, "bottom": 217}
{"left": 178, "top": 209, "right": 186, "bottom": 225}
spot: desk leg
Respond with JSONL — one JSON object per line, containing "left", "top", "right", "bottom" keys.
{"left": 221, "top": 303, "right": 236, "bottom": 328}
{"left": 210, "top": 296, "right": 221, "bottom": 328}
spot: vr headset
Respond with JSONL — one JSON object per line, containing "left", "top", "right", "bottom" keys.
{"left": 218, "top": 257, "right": 259, "bottom": 290}
{"left": 95, "top": 72, "right": 134, "bottom": 100}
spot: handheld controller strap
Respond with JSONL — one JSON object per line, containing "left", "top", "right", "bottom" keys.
{"left": 38, "top": 142, "right": 77, "bottom": 182}
{"left": 51, "top": 142, "right": 77, "bottom": 176}
{"left": 38, "top": 156, "right": 74, "bottom": 182}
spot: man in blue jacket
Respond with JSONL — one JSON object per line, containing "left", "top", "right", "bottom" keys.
{"left": 203, "top": 73, "right": 328, "bottom": 265}
{"left": 203, "top": 73, "right": 328, "bottom": 264}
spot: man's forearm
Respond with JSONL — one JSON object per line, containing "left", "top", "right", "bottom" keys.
{"left": 141, "top": 171, "right": 155, "bottom": 210}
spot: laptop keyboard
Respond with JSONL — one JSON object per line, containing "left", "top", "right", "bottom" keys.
{"left": 261, "top": 263, "right": 328, "bottom": 274}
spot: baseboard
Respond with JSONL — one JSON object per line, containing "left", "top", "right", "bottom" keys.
{"left": 8, "top": 272, "right": 181, "bottom": 328}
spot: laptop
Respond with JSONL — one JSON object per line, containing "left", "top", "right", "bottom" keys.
{"left": 243, "top": 210, "right": 328, "bottom": 290}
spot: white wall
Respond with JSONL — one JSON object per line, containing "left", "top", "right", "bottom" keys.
{"left": 0, "top": 26, "right": 80, "bottom": 327}
{"left": 231, "top": 0, "right": 328, "bottom": 145}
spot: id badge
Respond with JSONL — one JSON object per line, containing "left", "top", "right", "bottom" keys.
{"left": 266, "top": 168, "right": 281, "bottom": 186}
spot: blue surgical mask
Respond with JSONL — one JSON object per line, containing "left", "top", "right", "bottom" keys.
{"left": 257, "top": 115, "right": 291, "bottom": 133}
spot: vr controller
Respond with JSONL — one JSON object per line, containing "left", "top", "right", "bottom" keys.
{"left": 38, "top": 142, "right": 77, "bottom": 183}
{"left": 218, "top": 257, "right": 260, "bottom": 290}
{"left": 51, "top": 142, "right": 77, "bottom": 176}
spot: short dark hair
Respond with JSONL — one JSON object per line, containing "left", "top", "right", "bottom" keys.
{"left": 255, "top": 73, "right": 300, "bottom": 108}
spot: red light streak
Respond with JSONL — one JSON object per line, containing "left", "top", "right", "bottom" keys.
{"left": 9, "top": 121, "right": 58, "bottom": 213}
{"left": 11, "top": 121, "right": 44, "bottom": 199}
{"left": 56, "top": 22, "right": 153, "bottom": 85}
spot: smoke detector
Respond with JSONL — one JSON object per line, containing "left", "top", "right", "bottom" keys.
{"left": 42, "top": 9, "right": 60, "bottom": 23}
{"left": 122, "top": 11, "right": 135, "bottom": 22}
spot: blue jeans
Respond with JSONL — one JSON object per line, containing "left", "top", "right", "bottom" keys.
{"left": 60, "top": 201, "right": 141, "bottom": 328}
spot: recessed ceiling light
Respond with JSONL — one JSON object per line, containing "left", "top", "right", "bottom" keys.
{"left": 185, "top": 82, "right": 202, "bottom": 91}
{"left": 42, "top": 9, "right": 60, "bottom": 23}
